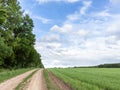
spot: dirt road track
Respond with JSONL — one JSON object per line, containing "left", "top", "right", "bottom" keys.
{"left": 48, "top": 71, "right": 73, "bottom": 90}
{"left": 0, "top": 69, "right": 36, "bottom": 90}
{"left": 25, "top": 69, "right": 47, "bottom": 90}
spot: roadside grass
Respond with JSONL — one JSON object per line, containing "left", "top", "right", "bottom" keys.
{"left": 0, "top": 68, "right": 34, "bottom": 83}
{"left": 0, "top": 69, "right": 9, "bottom": 73}
{"left": 43, "top": 69, "right": 59, "bottom": 90}
{"left": 15, "top": 69, "right": 38, "bottom": 90}
{"left": 49, "top": 68, "right": 120, "bottom": 90}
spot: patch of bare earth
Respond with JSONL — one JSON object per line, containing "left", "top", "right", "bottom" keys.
{"left": 24, "top": 69, "right": 47, "bottom": 90}
{"left": 48, "top": 71, "right": 73, "bottom": 90}
{"left": 0, "top": 69, "right": 36, "bottom": 90}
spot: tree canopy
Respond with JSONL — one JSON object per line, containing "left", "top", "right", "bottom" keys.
{"left": 0, "top": 0, "right": 43, "bottom": 69}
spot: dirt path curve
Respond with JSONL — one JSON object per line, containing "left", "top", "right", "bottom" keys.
{"left": 25, "top": 69, "right": 47, "bottom": 90}
{"left": 0, "top": 69, "right": 36, "bottom": 90}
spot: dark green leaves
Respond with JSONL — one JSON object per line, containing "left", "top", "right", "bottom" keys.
{"left": 0, "top": 0, "right": 43, "bottom": 69}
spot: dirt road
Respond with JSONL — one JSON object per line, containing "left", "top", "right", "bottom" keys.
{"left": 48, "top": 71, "right": 73, "bottom": 90}
{"left": 25, "top": 69, "right": 47, "bottom": 90}
{"left": 0, "top": 69, "right": 36, "bottom": 90}
{"left": 0, "top": 69, "right": 71, "bottom": 90}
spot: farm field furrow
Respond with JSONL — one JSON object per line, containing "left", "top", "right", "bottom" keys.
{"left": 49, "top": 68, "right": 120, "bottom": 90}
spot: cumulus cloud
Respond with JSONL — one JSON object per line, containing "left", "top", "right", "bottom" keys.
{"left": 80, "top": 1, "right": 92, "bottom": 15}
{"left": 109, "top": 0, "right": 120, "bottom": 5}
{"left": 107, "top": 21, "right": 120, "bottom": 35}
{"left": 37, "top": 13, "right": 120, "bottom": 67}
{"left": 67, "top": 1, "right": 92, "bottom": 21}
{"left": 50, "top": 24, "right": 73, "bottom": 33}
{"left": 35, "top": 39, "right": 120, "bottom": 68}
{"left": 94, "top": 10, "right": 111, "bottom": 17}
{"left": 35, "top": 0, "right": 120, "bottom": 68}
{"left": 39, "top": 34, "right": 60, "bottom": 42}
{"left": 77, "top": 29, "right": 89, "bottom": 37}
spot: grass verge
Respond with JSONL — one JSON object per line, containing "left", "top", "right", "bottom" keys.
{"left": 0, "top": 68, "right": 34, "bottom": 83}
{"left": 43, "top": 69, "right": 58, "bottom": 90}
{"left": 0, "top": 69, "right": 9, "bottom": 73}
{"left": 15, "top": 69, "right": 38, "bottom": 90}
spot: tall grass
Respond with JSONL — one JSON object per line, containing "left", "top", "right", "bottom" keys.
{"left": 43, "top": 69, "right": 59, "bottom": 90}
{"left": 0, "top": 68, "right": 33, "bottom": 83}
{"left": 49, "top": 68, "right": 120, "bottom": 90}
{"left": 0, "top": 69, "right": 10, "bottom": 72}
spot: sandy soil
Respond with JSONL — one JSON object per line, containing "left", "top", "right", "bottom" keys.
{"left": 25, "top": 69, "right": 47, "bottom": 90}
{"left": 48, "top": 71, "right": 73, "bottom": 90}
{"left": 0, "top": 69, "right": 36, "bottom": 90}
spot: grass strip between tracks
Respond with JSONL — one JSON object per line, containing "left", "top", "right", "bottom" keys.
{"left": 15, "top": 69, "right": 38, "bottom": 90}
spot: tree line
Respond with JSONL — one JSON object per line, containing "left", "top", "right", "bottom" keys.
{"left": 0, "top": 0, "right": 43, "bottom": 69}
{"left": 73, "top": 63, "right": 120, "bottom": 68}
{"left": 96, "top": 63, "right": 120, "bottom": 68}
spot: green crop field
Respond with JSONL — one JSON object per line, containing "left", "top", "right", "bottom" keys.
{"left": 49, "top": 68, "right": 120, "bottom": 90}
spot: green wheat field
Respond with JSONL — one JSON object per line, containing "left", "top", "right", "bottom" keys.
{"left": 49, "top": 68, "right": 120, "bottom": 90}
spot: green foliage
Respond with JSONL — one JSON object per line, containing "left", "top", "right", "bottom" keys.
{"left": 0, "top": 37, "right": 13, "bottom": 66}
{"left": 49, "top": 68, "right": 120, "bottom": 90}
{"left": 0, "top": 9, "right": 7, "bottom": 24}
{"left": 73, "top": 63, "right": 120, "bottom": 68}
{"left": 0, "top": 0, "right": 43, "bottom": 69}
{"left": 97, "top": 63, "right": 120, "bottom": 68}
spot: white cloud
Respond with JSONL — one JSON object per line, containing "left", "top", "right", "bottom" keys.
{"left": 50, "top": 25, "right": 60, "bottom": 32}
{"left": 94, "top": 10, "right": 111, "bottom": 17}
{"left": 110, "top": 0, "right": 120, "bottom": 5}
{"left": 20, "top": 10, "right": 51, "bottom": 24}
{"left": 39, "top": 11, "right": 120, "bottom": 67}
{"left": 67, "top": 1, "right": 92, "bottom": 21}
{"left": 80, "top": 1, "right": 92, "bottom": 15}
{"left": 107, "top": 21, "right": 120, "bottom": 34}
{"left": 35, "top": 38, "right": 120, "bottom": 67}
{"left": 36, "top": 0, "right": 80, "bottom": 4}
{"left": 77, "top": 29, "right": 89, "bottom": 37}
{"left": 34, "top": 16, "right": 51, "bottom": 24}
{"left": 35, "top": 0, "right": 120, "bottom": 68}
{"left": 109, "top": 0, "right": 120, "bottom": 12}
{"left": 66, "top": 0, "right": 80, "bottom": 3}
{"left": 39, "top": 34, "right": 60, "bottom": 42}
{"left": 50, "top": 24, "right": 73, "bottom": 33}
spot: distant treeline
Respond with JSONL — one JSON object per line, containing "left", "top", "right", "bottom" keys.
{"left": 74, "top": 63, "right": 120, "bottom": 68}
{"left": 0, "top": 0, "right": 43, "bottom": 69}
{"left": 95, "top": 63, "right": 120, "bottom": 68}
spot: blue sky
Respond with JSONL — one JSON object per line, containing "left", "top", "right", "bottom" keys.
{"left": 18, "top": 0, "right": 120, "bottom": 68}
